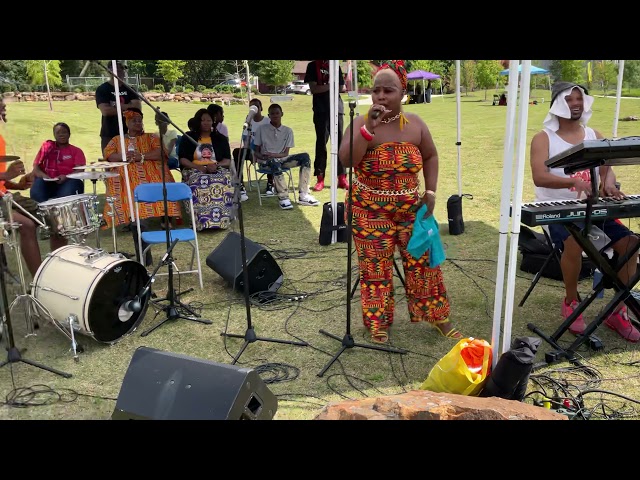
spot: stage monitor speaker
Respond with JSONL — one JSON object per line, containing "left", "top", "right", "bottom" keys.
{"left": 206, "top": 231, "right": 283, "bottom": 296}
{"left": 111, "top": 347, "right": 278, "bottom": 420}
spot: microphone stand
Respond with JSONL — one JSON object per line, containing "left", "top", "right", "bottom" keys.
{"left": 220, "top": 118, "right": 307, "bottom": 365}
{"left": 317, "top": 101, "right": 406, "bottom": 377}
{"left": 90, "top": 62, "right": 211, "bottom": 336}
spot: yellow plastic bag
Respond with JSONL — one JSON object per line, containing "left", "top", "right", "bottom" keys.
{"left": 420, "top": 337, "right": 492, "bottom": 396}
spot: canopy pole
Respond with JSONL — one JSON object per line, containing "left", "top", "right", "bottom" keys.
{"left": 613, "top": 60, "right": 625, "bottom": 140}
{"left": 491, "top": 60, "right": 521, "bottom": 368}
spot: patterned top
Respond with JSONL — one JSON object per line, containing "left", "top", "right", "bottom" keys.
{"left": 354, "top": 142, "right": 422, "bottom": 194}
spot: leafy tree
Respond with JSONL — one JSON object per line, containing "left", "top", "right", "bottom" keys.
{"left": 183, "top": 60, "right": 228, "bottom": 88}
{"left": 0, "top": 60, "right": 27, "bottom": 88}
{"left": 354, "top": 60, "right": 374, "bottom": 88}
{"left": 26, "top": 60, "right": 63, "bottom": 87}
{"left": 475, "top": 60, "right": 503, "bottom": 101}
{"left": 461, "top": 60, "right": 477, "bottom": 96}
{"left": 549, "top": 60, "right": 584, "bottom": 84}
{"left": 156, "top": 60, "right": 187, "bottom": 88}
{"left": 623, "top": 60, "right": 640, "bottom": 90}
{"left": 254, "top": 60, "right": 295, "bottom": 91}
{"left": 593, "top": 60, "right": 618, "bottom": 96}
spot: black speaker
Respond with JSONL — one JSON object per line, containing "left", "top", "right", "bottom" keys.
{"left": 112, "top": 347, "right": 278, "bottom": 420}
{"left": 206, "top": 231, "right": 283, "bottom": 295}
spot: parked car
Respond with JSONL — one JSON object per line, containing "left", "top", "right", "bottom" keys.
{"left": 287, "top": 80, "right": 311, "bottom": 95}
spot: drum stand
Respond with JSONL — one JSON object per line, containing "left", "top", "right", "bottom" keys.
{"left": 105, "top": 196, "right": 118, "bottom": 254}
{"left": 0, "top": 232, "right": 71, "bottom": 378}
{"left": 1, "top": 193, "right": 49, "bottom": 336}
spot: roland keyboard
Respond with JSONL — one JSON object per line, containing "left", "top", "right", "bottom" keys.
{"left": 518, "top": 195, "right": 640, "bottom": 226}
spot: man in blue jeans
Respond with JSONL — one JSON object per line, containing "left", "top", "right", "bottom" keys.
{"left": 530, "top": 81, "right": 639, "bottom": 342}
{"left": 253, "top": 104, "right": 319, "bottom": 210}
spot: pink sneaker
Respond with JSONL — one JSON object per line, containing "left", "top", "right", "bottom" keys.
{"left": 562, "top": 298, "right": 586, "bottom": 335}
{"left": 605, "top": 305, "right": 640, "bottom": 343}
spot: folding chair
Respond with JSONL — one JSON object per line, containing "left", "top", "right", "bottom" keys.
{"left": 253, "top": 162, "right": 297, "bottom": 206}
{"left": 134, "top": 182, "right": 203, "bottom": 289}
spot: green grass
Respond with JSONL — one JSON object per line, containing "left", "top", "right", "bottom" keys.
{"left": 2, "top": 89, "right": 640, "bottom": 420}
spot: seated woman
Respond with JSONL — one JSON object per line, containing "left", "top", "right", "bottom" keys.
{"left": 30, "top": 122, "right": 86, "bottom": 251}
{"left": 178, "top": 108, "right": 234, "bottom": 231}
{"left": 102, "top": 108, "right": 182, "bottom": 263}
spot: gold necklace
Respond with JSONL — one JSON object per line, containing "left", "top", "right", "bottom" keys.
{"left": 381, "top": 112, "right": 402, "bottom": 124}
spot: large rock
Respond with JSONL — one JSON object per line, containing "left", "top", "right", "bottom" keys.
{"left": 314, "top": 390, "right": 564, "bottom": 420}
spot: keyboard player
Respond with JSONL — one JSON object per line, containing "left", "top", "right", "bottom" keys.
{"left": 529, "top": 81, "right": 639, "bottom": 342}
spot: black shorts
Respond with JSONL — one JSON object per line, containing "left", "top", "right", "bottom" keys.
{"left": 548, "top": 219, "right": 634, "bottom": 251}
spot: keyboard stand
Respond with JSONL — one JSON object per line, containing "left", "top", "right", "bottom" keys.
{"left": 528, "top": 220, "right": 640, "bottom": 366}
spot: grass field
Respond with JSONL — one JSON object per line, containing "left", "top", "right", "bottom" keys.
{"left": 2, "top": 88, "right": 640, "bottom": 420}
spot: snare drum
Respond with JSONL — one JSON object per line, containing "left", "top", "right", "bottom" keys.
{"left": 31, "top": 245, "right": 150, "bottom": 344}
{"left": 38, "top": 194, "right": 99, "bottom": 237}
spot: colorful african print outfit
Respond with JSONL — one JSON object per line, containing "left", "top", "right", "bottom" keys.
{"left": 102, "top": 133, "right": 181, "bottom": 228}
{"left": 349, "top": 141, "right": 450, "bottom": 333}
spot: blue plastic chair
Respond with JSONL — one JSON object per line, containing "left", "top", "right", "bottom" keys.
{"left": 133, "top": 182, "right": 203, "bottom": 289}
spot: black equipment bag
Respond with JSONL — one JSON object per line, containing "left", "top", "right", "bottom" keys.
{"left": 447, "top": 194, "right": 472, "bottom": 236}
{"left": 518, "top": 226, "right": 593, "bottom": 280}
{"left": 319, "top": 201, "right": 348, "bottom": 246}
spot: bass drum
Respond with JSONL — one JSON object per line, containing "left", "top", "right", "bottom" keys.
{"left": 31, "top": 245, "right": 150, "bottom": 344}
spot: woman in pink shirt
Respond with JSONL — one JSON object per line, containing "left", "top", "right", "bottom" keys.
{"left": 30, "top": 122, "right": 86, "bottom": 203}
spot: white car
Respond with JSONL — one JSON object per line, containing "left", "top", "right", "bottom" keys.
{"left": 287, "top": 81, "right": 311, "bottom": 95}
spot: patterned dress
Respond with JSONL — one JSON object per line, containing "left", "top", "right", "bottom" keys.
{"left": 349, "top": 141, "right": 450, "bottom": 333}
{"left": 102, "top": 133, "right": 181, "bottom": 228}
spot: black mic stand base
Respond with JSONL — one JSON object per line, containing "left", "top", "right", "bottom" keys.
{"left": 221, "top": 328, "right": 308, "bottom": 365}
{"left": 0, "top": 346, "right": 72, "bottom": 378}
{"left": 317, "top": 330, "right": 407, "bottom": 377}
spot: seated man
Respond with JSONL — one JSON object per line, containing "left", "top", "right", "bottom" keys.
{"left": 530, "top": 81, "right": 639, "bottom": 342}
{"left": 253, "top": 103, "right": 319, "bottom": 210}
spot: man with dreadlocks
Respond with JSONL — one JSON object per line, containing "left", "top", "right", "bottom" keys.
{"left": 530, "top": 81, "right": 639, "bottom": 342}
{"left": 338, "top": 60, "right": 461, "bottom": 344}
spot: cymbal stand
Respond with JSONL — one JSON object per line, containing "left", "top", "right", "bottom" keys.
{"left": 105, "top": 196, "right": 118, "bottom": 254}
{"left": 88, "top": 177, "right": 101, "bottom": 249}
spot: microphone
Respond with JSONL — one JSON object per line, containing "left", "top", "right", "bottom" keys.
{"left": 122, "top": 297, "right": 142, "bottom": 313}
{"left": 243, "top": 105, "right": 259, "bottom": 127}
{"left": 370, "top": 110, "right": 381, "bottom": 120}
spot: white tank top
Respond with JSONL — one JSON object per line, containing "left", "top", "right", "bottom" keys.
{"left": 534, "top": 126, "right": 598, "bottom": 202}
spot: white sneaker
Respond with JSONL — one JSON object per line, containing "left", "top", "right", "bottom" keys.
{"left": 298, "top": 193, "right": 319, "bottom": 206}
{"left": 265, "top": 184, "right": 275, "bottom": 196}
{"left": 240, "top": 191, "right": 249, "bottom": 202}
{"left": 279, "top": 198, "right": 293, "bottom": 210}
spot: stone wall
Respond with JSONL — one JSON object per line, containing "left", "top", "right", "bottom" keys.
{"left": 1, "top": 91, "right": 246, "bottom": 106}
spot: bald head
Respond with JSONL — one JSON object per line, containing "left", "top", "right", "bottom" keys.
{"left": 374, "top": 69, "right": 403, "bottom": 91}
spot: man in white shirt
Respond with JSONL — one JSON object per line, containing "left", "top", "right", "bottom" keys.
{"left": 253, "top": 104, "right": 319, "bottom": 210}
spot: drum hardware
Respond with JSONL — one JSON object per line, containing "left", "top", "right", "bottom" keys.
{"left": 0, "top": 203, "right": 71, "bottom": 377}
{"left": 31, "top": 244, "right": 151, "bottom": 346}
{"left": 2, "top": 193, "right": 48, "bottom": 336}
{"left": 105, "top": 196, "right": 118, "bottom": 254}
{"left": 68, "top": 314, "right": 80, "bottom": 362}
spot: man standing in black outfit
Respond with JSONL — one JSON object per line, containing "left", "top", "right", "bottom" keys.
{"left": 304, "top": 60, "right": 349, "bottom": 192}
{"left": 95, "top": 61, "right": 142, "bottom": 154}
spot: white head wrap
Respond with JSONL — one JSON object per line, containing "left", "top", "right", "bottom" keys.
{"left": 543, "top": 83, "right": 594, "bottom": 132}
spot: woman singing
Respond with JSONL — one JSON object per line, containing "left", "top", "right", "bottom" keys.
{"left": 338, "top": 60, "right": 461, "bottom": 344}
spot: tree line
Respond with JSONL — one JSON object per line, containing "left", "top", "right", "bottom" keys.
{"left": 1, "top": 60, "right": 636, "bottom": 97}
